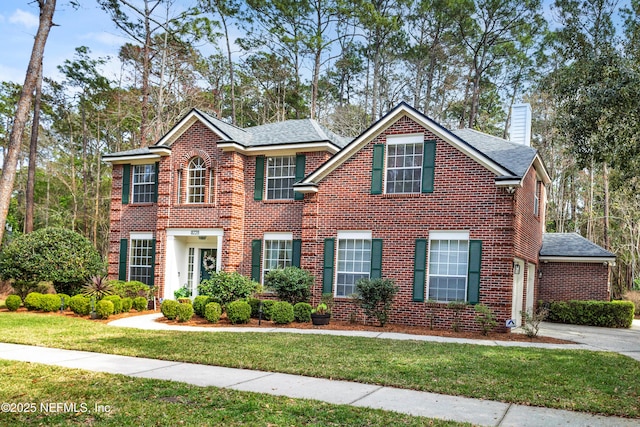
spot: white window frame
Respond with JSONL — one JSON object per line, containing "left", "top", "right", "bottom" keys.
{"left": 132, "top": 164, "right": 156, "bottom": 203}
{"left": 262, "top": 232, "right": 293, "bottom": 284}
{"left": 129, "top": 232, "right": 154, "bottom": 285}
{"left": 266, "top": 156, "right": 296, "bottom": 200}
{"left": 187, "top": 157, "right": 206, "bottom": 204}
{"left": 336, "top": 231, "right": 372, "bottom": 298}
{"left": 385, "top": 134, "right": 424, "bottom": 194}
{"left": 427, "top": 231, "right": 470, "bottom": 303}
{"left": 534, "top": 180, "right": 540, "bottom": 216}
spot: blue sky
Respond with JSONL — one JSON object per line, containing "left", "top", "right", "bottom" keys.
{"left": 0, "top": 1, "right": 131, "bottom": 84}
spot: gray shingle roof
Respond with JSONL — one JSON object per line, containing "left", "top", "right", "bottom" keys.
{"left": 102, "top": 147, "right": 151, "bottom": 158}
{"left": 197, "top": 110, "right": 251, "bottom": 144}
{"left": 451, "top": 128, "right": 536, "bottom": 177}
{"left": 541, "top": 233, "right": 615, "bottom": 258}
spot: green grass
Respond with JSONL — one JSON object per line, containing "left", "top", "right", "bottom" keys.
{"left": 1, "top": 312, "right": 639, "bottom": 417}
{"left": 0, "top": 360, "right": 462, "bottom": 426}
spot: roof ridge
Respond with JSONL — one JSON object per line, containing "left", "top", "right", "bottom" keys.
{"left": 195, "top": 109, "right": 249, "bottom": 134}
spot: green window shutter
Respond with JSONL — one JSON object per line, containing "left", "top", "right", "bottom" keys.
{"left": 118, "top": 239, "right": 128, "bottom": 281}
{"left": 153, "top": 162, "right": 159, "bottom": 203}
{"left": 254, "top": 156, "right": 265, "bottom": 201}
{"left": 149, "top": 239, "right": 156, "bottom": 287}
{"left": 467, "top": 240, "right": 482, "bottom": 304}
{"left": 413, "top": 239, "right": 427, "bottom": 302}
{"left": 370, "top": 239, "right": 383, "bottom": 279}
{"left": 122, "top": 164, "right": 131, "bottom": 205}
{"left": 294, "top": 154, "right": 305, "bottom": 200}
{"left": 422, "top": 140, "right": 436, "bottom": 193}
{"left": 251, "top": 239, "right": 262, "bottom": 282}
{"left": 292, "top": 239, "right": 302, "bottom": 267}
{"left": 322, "top": 238, "right": 335, "bottom": 294}
{"left": 371, "top": 144, "right": 384, "bottom": 194}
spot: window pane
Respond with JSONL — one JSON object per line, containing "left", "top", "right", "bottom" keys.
{"left": 187, "top": 157, "right": 206, "bottom": 204}
{"left": 428, "top": 239, "right": 469, "bottom": 302}
{"left": 336, "top": 239, "right": 371, "bottom": 297}
{"left": 129, "top": 239, "right": 154, "bottom": 286}
{"left": 266, "top": 156, "right": 295, "bottom": 199}
{"left": 386, "top": 142, "right": 423, "bottom": 194}
{"left": 263, "top": 239, "right": 292, "bottom": 283}
{"left": 132, "top": 164, "right": 156, "bottom": 203}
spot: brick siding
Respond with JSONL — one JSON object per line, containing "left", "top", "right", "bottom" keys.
{"left": 539, "top": 262, "right": 610, "bottom": 301}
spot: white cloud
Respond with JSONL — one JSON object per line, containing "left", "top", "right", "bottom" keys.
{"left": 9, "top": 9, "right": 38, "bottom": 29}
{"left": 82, "top": 31, "right": 130, "bottom": 48}
{"left": 0, "top": 64, "right": 26, "bottom": 84}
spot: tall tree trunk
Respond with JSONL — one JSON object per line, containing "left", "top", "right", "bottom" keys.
{"left": 25, "top": 61, "right": 43, "bottom": 233}
{"left": 219, "top": 9, "right": 236, "bottom": 125}
{"left": 603, "top": 161, "right": 610, "bottom": 250}
{"left": 0, "top": 0, "right": 56, "bottom": 244}
{"left": 140, "top": 0, "right": 152, "bottom": 146}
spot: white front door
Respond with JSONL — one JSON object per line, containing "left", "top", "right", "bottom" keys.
{"left": 525, "top": 263, "right": 535, "bottom": 315}
{"left": 512, "top": 258, "right": 525, "bottom": 327}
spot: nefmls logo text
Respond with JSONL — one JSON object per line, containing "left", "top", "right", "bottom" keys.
{"left": 40, "top": 402, "right": 88, "bottom": 413}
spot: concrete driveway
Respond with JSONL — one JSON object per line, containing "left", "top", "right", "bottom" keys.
{"left": 538, "top": 319, "right": 640, "bottom": 361}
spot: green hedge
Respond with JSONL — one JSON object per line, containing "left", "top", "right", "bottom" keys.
{"left": 204, "top": 302, "right": 222, "bottom": 323}
{"left": 271, "top": 301, "right": 294, "bottom": 324}
{"left": 161, "top": 300, "right": 179, "bottom": 320}
{"left": 5, "top": 295, "right": 22, "bottom": 311}
{"left": 226, "top": 300, "right": 251, "bottom": 324}
{"left": 546, "top": 300, "right": 635, "bottom": 328}
{"left": 293, "top": 302, "right": 312, "bottom": 323}
{"left": 24, "top": 292, "right": 43, "bottom": 311}
{"left": 68, "top": 295, "right": 91, "bottom": 315}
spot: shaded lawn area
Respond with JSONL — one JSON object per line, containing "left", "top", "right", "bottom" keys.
{"left": 0, "top": 360, "right": 462, "bottom": 426}
{"left": 0, "top": 312, "right": 639, "bottom": 418}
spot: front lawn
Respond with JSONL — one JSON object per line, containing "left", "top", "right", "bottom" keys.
{"left": 1, "top": 312, "right": 639, "bottom": 418}
{"left": 0, "top": 360, "right": 460, "bottom": 426}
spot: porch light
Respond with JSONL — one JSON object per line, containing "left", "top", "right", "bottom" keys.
{"left": 513, "top": 262, "right": 521, "bottom": 275}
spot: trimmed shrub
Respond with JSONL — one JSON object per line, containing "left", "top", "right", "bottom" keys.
{"left": 293, "top": 302, "right": 312, "bottom": 323}
{"left": 260, "top": 300, "right": 275, "bottom": 320}
{"left": 354, "top": 278, "right": 399, "bottom": 327}
{"left": 121, "top": 297, "right": 133, "bottom": 312}
{"left": 176, "top": 303, "right": 194, "bottom": 322}
{"left": 193, "top": 295, "right": 212, "bottom": 317}
{"left": 40, "top": 294, "right": 62, "bottom": 312}
{"left": 161, "top": 299, "right": 179, "bottom": 320}
{"left": 226, "top": 300, "right": 251, "bottom": 324}
{"left": 0, "top": 227, "right": 105, "bottom": 295}
{"left": 68, "top": 295, "right": 91, "bottom": 315}
{"left": 248, "top": 298, "right": 261, "bottom": 318}
{"left": 265, "top": 267, "right": 313, "bottom": 304}
{"left": 271, "top": 301, "right": 294, "bottom": 324}
{"left": 96, "top": 299, "right": 114, "bottom": 319}
{"left": 5, "top": 294, "right": 21, "bottom": 311}
{"left": 24, "top": 292, "right": 43, "bottom": 311}
{"left": 197, "top": 271, "right": 259, "bottom": 307}
{"left": 111, "top": 281, "right": 153, "bottom": 299}
{"left": 132, "top": 297, "right": 148, "bottom": 312}
{"left": 546, "top": 300, "right": 635, "bottom": 328}
{"left": 103, "top": 295, "right": 123, "bottom": 314}
{"left": 178, "top": 297, "right": 192, "bottom": 305}
{"left": 204, "top": 302, "right": 222, "bottom": 323}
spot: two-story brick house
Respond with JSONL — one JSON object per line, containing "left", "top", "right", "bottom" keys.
{"left": 103, "top": 102, "right": 614, "bottom": 331}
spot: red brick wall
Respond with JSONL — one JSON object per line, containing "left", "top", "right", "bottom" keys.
{"left": 299, "top": 116, "right": 518, "bottom": 332}
{"left": 539, "top": 262, "right": 610, "bottom": 301}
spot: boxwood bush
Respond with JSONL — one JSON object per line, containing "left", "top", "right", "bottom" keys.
{"left": 293, "top": 302, "right": 312, "bottom": 322}
{"left": 271, "top": 301, "right": 294, "bottom": 324}
{"left": 121, "top": 297, "right": 133, "bottom": 312}
{"left": 260, "top": 300, "right": 275, "bottom": 320}
{"left": 40, "top": 294, "right": 62, "bottom": 312}
{"left": 5, "top": 295, "right": 22, "bottom": 311}
{"left": 226, "top": 300, "right": 251, "bottom": 324}
{"left": 24, "top": 292, "right": 43, "bottom": 311}
{"left": 111, "top": 280, "right": 153, "bottom": 299}
{"left": 161, "top": 299, "right": 179, "bottom": 320}
{"left": 176, "top": 302, "right": 194, "bottom": 322}
{"left": 103, "top": 295, "right": 122, "bottom": 314}
{"left": 197, "top": 271, "right": 259, "bottom": 307}
{"left": 204, "top": 302, "right": 222, "bottom": 323}
{"left": 546, "top": 300, "right": 635, "bottom": 328}
{"left": 132, "top": 296, "right": 148, "bottom": 311}
{"left": 248, "top": 297, "right": 261, "bottom": 318}
{"left": 96, "top": 299, "right": 114, "bottom": 319}
{"left": 193, "top": 295, "right": 212, "bottom": 317}
{"left": 68, "top": 295, "right": 91, "bottom": 315}
{"left": 265, "top": 267, "right": 313, "bottom": 304}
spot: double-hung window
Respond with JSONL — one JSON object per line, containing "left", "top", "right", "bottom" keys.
{"left": 428, "top": 231, "right": 469, "bottom": 302}
{"left": 386, "top": 134, "right": 424, "bottom": 194}
{"left": 129, "top": 233, "right": 155, "bottom": 286}
{"left": 263, "top": 232, "right": 293, "bottom": 283}
{"left": 187, "top": 157, "right": 206, "bottom": 203}
{"left": 132, "top": 164, "right": 156, "bottom": 203}
{"left": 266, "top": 156, "right": 295, "bottom": 200}
{"left": 336, "top": 231, "right": 372, "bottom": 297}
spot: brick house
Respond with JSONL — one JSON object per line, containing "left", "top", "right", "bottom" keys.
{"left": 103, "top": 102, "right": 614, "bottom": 331}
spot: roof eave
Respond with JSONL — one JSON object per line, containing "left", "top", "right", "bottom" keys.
{"left": 102, "top": 153, "right": 162, "bottom": 165}
{"left": 217, "top": 141, "right": 340, "bottom": 155}
{"left": 539, "top": 256, "right": 616, "bottom": 265}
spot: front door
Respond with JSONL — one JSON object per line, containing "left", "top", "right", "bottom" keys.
{"left": 199, "top": 249, "right": 217, "bottom": 283}
{"left": 512, "top": 258, "right": 525, "bottom": 327}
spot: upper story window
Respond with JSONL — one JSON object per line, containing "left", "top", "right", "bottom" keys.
{"left": 266, "top": 156, "right": 296, "bottom": 200}
{"left": 187, "top": 157, "right": 206, "bottom": 204}
{"left": 132, "top": 164, "right": 156, "bottom": 203}
{"left": 386, "top": 135, "right": 424, "bottom": 194}
{"left": 534, "top": 180, "right": 540, "bottom": 217}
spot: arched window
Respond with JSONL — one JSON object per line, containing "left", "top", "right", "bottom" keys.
{"left": 187, "top": 157, "right": 206, "bottom": 203}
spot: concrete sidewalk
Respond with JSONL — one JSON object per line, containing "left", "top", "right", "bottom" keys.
{"left": 1, "top": 341, "right": 638, "bottom": 426}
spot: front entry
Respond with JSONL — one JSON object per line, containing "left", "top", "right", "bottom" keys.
{"left": 512, "top": 258, "right": 525, "bottom": 327}
{"left": 199, "top": 248, "right": 217, "bottom": 283}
